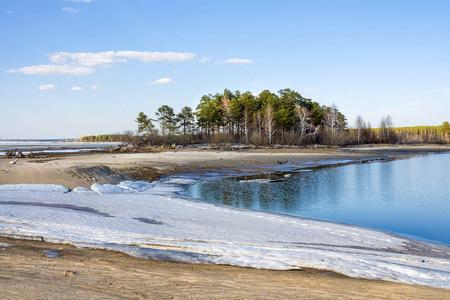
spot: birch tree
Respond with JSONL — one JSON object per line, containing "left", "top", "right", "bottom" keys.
{"left": 264, "top": 104, "right": 275, "bottom": 144}
{"left": 296, "top": 106, "right": 311, "bottom": 142}
{"left": 355, "top": 115, "right": 365, "bottom": 144}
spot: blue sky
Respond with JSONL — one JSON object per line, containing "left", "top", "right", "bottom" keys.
{"left": 1, "top": 0, "right": 449, "bottom": 139}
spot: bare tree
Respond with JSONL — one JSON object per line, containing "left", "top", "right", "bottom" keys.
{"left": 221, "top": 97, "right": 231, "bottom": 134}
{"left": 242, "top": 108, "right": 250, "bottom": 144}
{"left": 380, "top": 115, "right": 394, "bottom": 143}
{"left": 296, "top": 106, "right": 311, "bottom": 142}
{"left": 355, "top": 115, "right": 365, "bottom": 144}
{"left": 385, "top": 115, "right": 393, "bottom": 143}
{"left": 255, "top": 110, "right": 262, "bottom": 144}
{"left": 264, "top": 104, "right": 275, "bottom": 144}
{"left": 324, "top": 104, "right": 339, "bottom": 132}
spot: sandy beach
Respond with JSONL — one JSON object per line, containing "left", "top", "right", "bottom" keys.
{"left": 3, "top": 145, "right": 447, "bottom": 189}
{"left": 1, "top": 145, "right": 450, "bottom": 299}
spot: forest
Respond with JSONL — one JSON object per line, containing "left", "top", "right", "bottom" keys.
{"left": 81, "top": 88, "right": 450, "bottom": 146}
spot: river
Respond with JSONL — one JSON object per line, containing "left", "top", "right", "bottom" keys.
{"left": 183, "top": 153, "right": 450, "bottom": 245}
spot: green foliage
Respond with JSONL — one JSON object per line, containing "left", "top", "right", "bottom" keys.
{"left": 176, "top": 106, "right": 195, "bottom": 136}
{"left": 156, "top": 105, "right": 177, "bottom": 137}
{"left": 136, "top": 112, "right": 156, "bottom": 135}
{"left": 80, "top": 134, "right": 130, "bottom": 142}
{"left": 442, "top": 121, "right": 450, "bottom": 135}
{"left": 390, "top": 123, "right": 449, "bottom": 143}
{"left": 133, "top": 87, "right": 448, "bottom": 147}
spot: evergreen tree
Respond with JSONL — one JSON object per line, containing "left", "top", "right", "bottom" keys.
{"left": 136, "top": 112, "right": 156, "bottom": 136}
{"left": 176, "top": 106, "right": 195, "bottom": 135}
{"left": 156, "top": 105, "right": 176, "bottom": 137}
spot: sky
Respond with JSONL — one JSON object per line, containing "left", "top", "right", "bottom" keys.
{"left": 1, "top": 0, "right": 449, "bottom": 139}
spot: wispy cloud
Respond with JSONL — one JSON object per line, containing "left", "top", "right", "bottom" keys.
{"left": 7, "top": 64, "right": 95, "bottom": 76}
{"left": 38, "top": 84, "right": 57, "bottom": 90}
{"left": 7, "top": 51, "right": 196, "bottom": 76}
{"left": 148, "top": 78, "right": 173, "bottom": 85}
{"left": 62, "top": 7, "right": 82, "bottom": 14}
{"left": 116, "top": 51, "right": 195, "bottom": 63}
{"left": 304, "top": 87, "right": 318, "bottom": 92}
{"left": 224, "top": 58, "right": 253, "bottom": 64}
{"left": 49, "top": 51, "right": 195, "bottom": 65}
{"left": 121, "top": 103, "right": 128, "bottom": 108}
{"left": 438, "top": 88, "right": 450, "bottom": 97}
{"left": 49, "top": 51, "right": 124, "bottom": 67}
{"left": 71, "top": 86, "right": 83, "bottom": 91}
{"left": 199, "top": 57, "right": 210, "bottom": 63}
{"left": 90, "top": 85, "right": 103, "bottom": 91}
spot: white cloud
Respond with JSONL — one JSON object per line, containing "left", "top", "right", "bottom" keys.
{"left": 90, "top": 85, "right": 103, "bottom": 91}
{"left": 224, "top": 58, "right": 253, "bottom": 64}
{"left": 304, "top": 87, "right": 318, "bottom": 92}
{"left": 38, "top": 84, "right": 57, "bottom": 90}
{"left": 121, "top": 103, "right": 128, "bottom": 107}
{"left": 62, "top": 7, "right": 81, "bottom": 14}
{"left": 8, "top": 51, "right": 195, "bottom": 76}
{"left": 116, "top": 51, "right": 195, "bottom": 63}
{"left": 148, "top": 78, "right": 173, "bottom": 85}
{"left": 49, "top": 51, "right": 124, "bottom": 67}
{"left": 50, "top": 51, "right": 195, "bottom": 66}
{"left": 7, "top": 64, "right": 95, "bottom": 76}
{"left": 71, "top": 86, "right": 83, "bottom": 91}
{"left": 199, "top": 57, "right": 211, "bottom": 63}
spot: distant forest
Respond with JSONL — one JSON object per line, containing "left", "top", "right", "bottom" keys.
{"left": 80, "top": 88, "right": 450, "bottom": 146}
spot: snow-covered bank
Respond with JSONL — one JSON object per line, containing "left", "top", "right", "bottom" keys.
{"left": 0, "top": 181, "right": 449, "bottom": 289}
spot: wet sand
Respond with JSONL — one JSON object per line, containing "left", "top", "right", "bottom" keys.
{"left": 1, "top": 145, "right": 432, "bottom": 189}
{"left": 1, "top": 145, "right": 449, "bottom": 299}
{"left": 1, "top": 237, "right": 449, "bottom": 299}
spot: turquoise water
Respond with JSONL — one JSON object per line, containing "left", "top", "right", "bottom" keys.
{"left": 184, "top": 153, "right": 450, "bottom": 245}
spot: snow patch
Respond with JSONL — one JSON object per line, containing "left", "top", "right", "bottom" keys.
{"left": 0, "top": 242, "right": 14, "bottom": 248}
{"left": 72, "top": 187, "right": 95, "bottom": 193}
{"left": 90, "top": 183, "right": 133, "bottom": 194}
{"left": 0, "top": 184, "right": 69, "bottom": 193}
{"left": 118, "top": 180, "right": 155, "bottom": 192}
{"left": 162, "top": 177, "right": 197, "bottom": 185}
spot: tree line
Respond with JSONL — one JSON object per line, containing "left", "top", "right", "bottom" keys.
{"left": 81, "top": 88, "right": 449, "bottom": 146}
{"left": 135, "top": 88, "right": 350, "bottom": 146}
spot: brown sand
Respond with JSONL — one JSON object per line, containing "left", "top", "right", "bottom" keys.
{"left": 1, "top": 145, "right": 450, "bottom": 299}
{"left": 1, "top": 237, "right": 449, "bottom": 299}
{"left": 0, "top": 146, "right": 398, "bottom": 189}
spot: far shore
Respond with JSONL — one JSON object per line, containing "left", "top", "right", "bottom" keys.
{"left": 1, "top": 144, "right": 449, "bottom": 189}
{"left": 1, "top": 144, "right": 449, "bottom": 299}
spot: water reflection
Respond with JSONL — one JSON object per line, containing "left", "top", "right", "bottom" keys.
{"left": 184, "top": 153, "right": 450, "bottom": 245}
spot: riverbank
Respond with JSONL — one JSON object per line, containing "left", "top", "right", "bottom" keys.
{"left": 1, "top": 145, "right": 449, "bottom": 298}
{"left": 2, "top": 145, "right": 448, "bottom": 189}
{"left": 1, "top": 236, "right": 448, "bottom": 299}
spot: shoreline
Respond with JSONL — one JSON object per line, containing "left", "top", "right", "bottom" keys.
{"left": 2, "top": 144, "right": 449, "bottom": 189}
{"left": 1, "top": 145, "right": 450, "bottom": 298}
{"left": 1, "top": 236, "right": 449, "bottom": 299}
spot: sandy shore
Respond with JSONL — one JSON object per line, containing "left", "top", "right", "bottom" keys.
{"left": 4, "top": 145, "right": 448, "bottom": 189}
{"left": 1, "top": 145, "right": 449, "bottom": 299}
{"left": 1, "top": 236, "right": 449, "bottom": 299}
